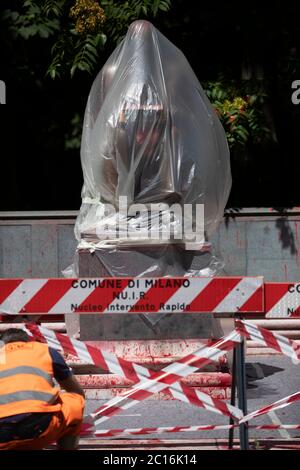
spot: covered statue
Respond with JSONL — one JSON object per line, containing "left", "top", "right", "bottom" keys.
{"left": 74, "top": 20, "right": 231, "bottom": 279}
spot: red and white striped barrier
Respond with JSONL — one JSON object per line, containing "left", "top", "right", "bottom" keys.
{"left": 81, "top": 423, "right": 300, "bottom": 438}
{"left": 25, "top": 323, "right": 243, "bottom": 424}
{"left": 265, "top": 283, "right": 300, "bottom": 318}
{"left": 236, "top": 320, "right": 300, "bottom": 363}
{"left": 0, "top": 277, "right": 264, "bottom": 315}
{"left": 5, "top": 278, "right": 300, "bottom": 318}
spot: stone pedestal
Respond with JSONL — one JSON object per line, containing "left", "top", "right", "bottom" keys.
{"left": 65, "top": 246, "right": 233, "bottom": 345}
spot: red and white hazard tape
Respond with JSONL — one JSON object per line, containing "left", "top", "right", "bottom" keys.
{"left": 91, "top": 319, "right": 300, "bottom": 427}
{"left": 250, "top": 424, "right": 300, "bottom": 430}
{"left": 236, "top": 320, "right": 300, "bottom": 422}
{"left": 25, "top": 323, "right": 243, "bottom": 425}
{"left": 240, "top": 390, "right": 300, "bottom": 424}
{"left": 71, "top": 330, "right": 242, "bottom": 427}
{"left": 81, "top": 423, "right": 300, "bottom": 438}
{"left": 0, "top": 277, "right": 264, "bottom": 315}
{"left": 236, "top": 319, "right": 300, "bottom": 363}
{"left": 80, "top": 423, "right": 236, "bottom": 437}
{"left": 25, "top": 320, "right": 300, "bottom": 431}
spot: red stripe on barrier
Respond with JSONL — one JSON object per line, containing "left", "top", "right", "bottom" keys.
{"left": 264, "top": 283, "right": 291, "bottom": 312}
{"left": 129, "top": 281, "right": 181, "bottom": 312}
{"left": 75, "top": 279, "right": 130, "bottom": 312}
{"left": 239, "top": 285, "right": 264, "bottom": 312}
{"left": 187, "top": 278, "right": 241, "bottom": 312}
{"left": 23, "top": 279, "right": 74, "bottom": 313}
{"left": 0, "top": 279, "right": 23, "bottom": 305}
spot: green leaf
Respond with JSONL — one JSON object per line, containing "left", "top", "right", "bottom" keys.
{"left": 236, "top": 127, "right": 249, "bottom": 141}
{"left": 70, "top": 63, "right": 78, "bottom": 78}
{"left": 78, "top": 62, "right": 91, "bottom": 72}
{"left": 85, "top": 51, "right": 98, "bottom": 64}
{"left": 49, "top": 68, "right": 57, "bottom": 79}
{"left": 86, "top": 43, "right": 98, "bottom": 54}
{"left": 18, "top": 26, "right": 32, "bottom": 39}
{"left": 37, "top": 24, "right": 52, "bottom": 38}
{"left": 96, "top": 33, "right": 107, "bottom": 47}
{"left": 159, "top": 1, "right": 170, "bottom": 12}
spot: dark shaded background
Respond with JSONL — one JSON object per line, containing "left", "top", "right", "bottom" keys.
{"left": 1, "top": 0, "right": 300, "bottom": 210}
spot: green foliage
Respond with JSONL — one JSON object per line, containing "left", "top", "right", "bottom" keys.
{"left": 3, "top": 0, "right": 171, "bottom": 78}
{"left": 204, "top": 77, "right": 273, "bottom": 152}
{"left": 48, "top": 31, "right": 107, "bottom": 78}
{"left": 100, "top": 0, "right": 171, "bottom": 43}
{"left": 3, "top": 0, "right": 63, "bottom": 39}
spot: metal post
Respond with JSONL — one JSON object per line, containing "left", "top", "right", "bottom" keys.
{"left": 236, "top": 336, "right": 249, "bottom": 450}
{"left": 228, "top": 347, "right": 237, "bottom": 449}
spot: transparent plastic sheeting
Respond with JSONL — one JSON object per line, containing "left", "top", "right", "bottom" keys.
{"left": 73, "top": 20, "right": 231, "bottom": 278}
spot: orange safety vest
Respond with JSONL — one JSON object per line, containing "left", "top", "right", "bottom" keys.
{"left": 0, "top": 341, "right": 62, "bottom": 419}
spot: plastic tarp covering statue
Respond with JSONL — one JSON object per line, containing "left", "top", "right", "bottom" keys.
{"left": 74, "top": 20, "right": 231, "bottom": 278}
